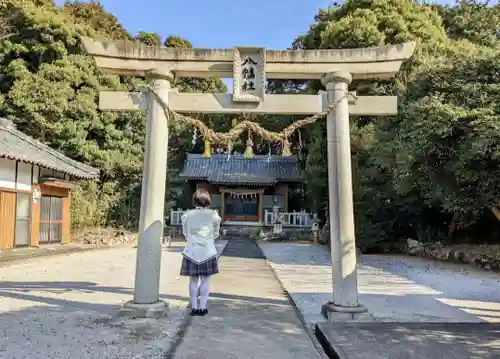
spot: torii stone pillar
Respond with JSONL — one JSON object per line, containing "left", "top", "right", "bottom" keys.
{"left": 321, "top": 71, "right": 369, "bottom": 321}
{"left": 120, "top": 69, "right": 173, "bottom": 318}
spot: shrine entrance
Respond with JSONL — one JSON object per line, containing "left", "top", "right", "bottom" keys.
{"left": 81, "top": 36, "right": 415, "bottom": 319}
{"left": 225, "top": 194, "right": 259, "bottom": 221}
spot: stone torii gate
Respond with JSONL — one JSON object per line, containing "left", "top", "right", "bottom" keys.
{"left": 81, "top": 37, "right": 415, "bottom": 319}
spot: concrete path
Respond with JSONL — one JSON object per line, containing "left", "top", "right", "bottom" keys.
{"left": 171, "top": 238, "right": 323, "bottom": 359}
{"left": 258, "top": 241, "right": 500, "bottom": 359}
{"left": 258, "top": 241, "right": 500, "bottom": 324}
{"left": 316, "top": 322, "right": 500, "bottom": 359}
{"left": 0, "top": 239, "right": 226, "bottom": 359}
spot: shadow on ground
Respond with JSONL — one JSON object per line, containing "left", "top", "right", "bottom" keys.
{"left": 168, "top": 237, "right": 322, "bottom": 359}
{"left": 0, "top": 280, "right": 292, "bottom": 311}
{"left": 0, "top": 301, "right": 186, "bottom": 359}
{"left": 316, "top": 322, "right": 500, "bottom": 359}
{"left": 169, "top": 297, "right": 320, "bottom": 359}
{"left": 259, "top": 241, "right": 500, "bottom": 322}
{"left": 0, "top": 282, "right": 315, "bottom": 358}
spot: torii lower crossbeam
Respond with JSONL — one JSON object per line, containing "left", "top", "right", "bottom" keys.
{"left": 99, "top": 91, "right": 397, "bottom": 116}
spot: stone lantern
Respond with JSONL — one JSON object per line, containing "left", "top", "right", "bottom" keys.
{"left": 272, "top": 197, "right": 283, "bottom": 234}
{"left": 272, "top": 197, "right": 279, "bottom": 217}
{"left": 273, "top": 213, "right": 283, "bottom": 235}
{"left": 311, "top": 213, "right": 320, "bottom": 242}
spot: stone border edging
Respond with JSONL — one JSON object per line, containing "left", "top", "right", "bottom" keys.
{"left": 0, "top": 245, "right": 116, "bottom": 267}
{"left": 401, "top": 239, "right": 500, "bottom": 273}
{"left": 256, "top": 240, "right": 330, "bottom": 359}
{"left": 314, "top": 323, "right": 348, "bottom": 359}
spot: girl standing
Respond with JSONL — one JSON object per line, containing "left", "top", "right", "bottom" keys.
{"left": 180, "top": 189, "right": 221, "bottom": 316}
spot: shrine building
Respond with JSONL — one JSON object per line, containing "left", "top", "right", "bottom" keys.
{"left": 179, "top": 153, "right": 303, "bottom": 224}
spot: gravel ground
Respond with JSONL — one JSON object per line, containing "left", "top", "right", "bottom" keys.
{"left": 0, "top": 240, "right": 226, "bottom": 359}
{"left": 258, "top": 241, "right": 500, "bottom": 325}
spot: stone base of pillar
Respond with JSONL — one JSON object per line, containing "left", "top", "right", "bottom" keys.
{"left": 117, "top": 300, "right": 169, "bottom": 319}
{"left": 321, "top": 302, "right": 373, "bottom": 322}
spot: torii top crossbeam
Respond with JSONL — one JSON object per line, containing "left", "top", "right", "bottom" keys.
{"left": 81, "top": 37, "right": 415, "bottom": 81}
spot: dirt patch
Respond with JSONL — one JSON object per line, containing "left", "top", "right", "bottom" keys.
{"left": 73, "top": 228, "right": 138, "bottom": 247}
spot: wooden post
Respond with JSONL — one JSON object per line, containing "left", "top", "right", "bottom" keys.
{"left": 220, "top": 190, "right": 225, "bottom": 222}
{"left": 0, "top": 190, "right": 16, "bottom": 249}
{"left": 30, "top": 184, "right": 41, "bottom": 247}
{"left": 62, "top": 191, "right": 71, "bottom": 244}
{"left": 258, "top": 190, "right": 264, "bottom": 224}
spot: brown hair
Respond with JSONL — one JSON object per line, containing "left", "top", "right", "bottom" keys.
{"left": 192, "top": 189, "right": 212, "bottom": 208}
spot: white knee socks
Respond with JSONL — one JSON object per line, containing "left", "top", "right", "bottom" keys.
{"left": 199, "top": 276, "right": 210, "bottom": 310}
{"left": 189, "top": 276, "right": 211, "bottom": 310}
{"left": 189, "top": 276, "right": 199, "bottom": 309}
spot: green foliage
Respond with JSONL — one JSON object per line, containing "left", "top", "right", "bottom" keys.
{"left": 300, "top": 0, "right": 500, "bottom": 248}
{"left": 304, "top": 122, "right": 327, "bottom": 214}
{"left": 164, "top": 35, "right": 192, "bottom": 48}
{"left": 435, "top": 0, "right": 500, "bottom": 47}
{"left": 135, "top": 31, "right": 161, "bottom": 46}
{"left": 62, "top": 0, "right": 131, "bottom": 40}
{"left": 70, "top": 180, "right": 118, "bottom": 229}
{"left": 0, "top": 0, "right": 227, "bottom": 232}
{"left": 2, "top": 0, "right": 500, "bottom": 248}
{"left": 294, "top": 0, "right": 446, "bottom": 49}
{"left": 396, "top": 50, "right": 500, "bottom": 227}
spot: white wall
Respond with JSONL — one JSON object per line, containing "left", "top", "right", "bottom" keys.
{"left": 0, "top": 158, "right": 34, "bottom": 191}
{"left": 32, "top": 165, "right": 39, "bottom": 184}
{"left": 0, "top": 157, "right": 16, "bottom": 189}
{"left": 17, "top": 162, "right": 32, "bottom": 191}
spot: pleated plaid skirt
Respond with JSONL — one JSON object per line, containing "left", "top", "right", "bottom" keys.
{"left": 180, "top": 255, "right": 219, "bottom": 277}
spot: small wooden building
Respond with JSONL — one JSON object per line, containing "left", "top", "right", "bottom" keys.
{"left": 179, "top": 153, "right": 303, "bottom": 224}
{"left": 0, "top": 118, "right": 99, "bottom": 249}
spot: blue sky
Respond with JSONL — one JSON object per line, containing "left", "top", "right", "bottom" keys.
{"left": 56, "top": 0, "right": 471, "bottom": 50}
{"left": 64, "top": 0, "right": 334, "bottom": 49}
{"left": 56, "top": 0, "right": 472, "bottom": 89}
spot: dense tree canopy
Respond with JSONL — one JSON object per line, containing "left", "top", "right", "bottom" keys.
{"left": 1, "top": 0, "right": 499, "bottom": 249}
{"left": 298, "top": 0, "right": 500, "bottom": 248}
{"left": 0, "top": 0, "right": 226, "bottom": 229}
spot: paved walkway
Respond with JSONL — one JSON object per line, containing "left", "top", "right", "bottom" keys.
{"left": 0, "top": 240, "right": 226, "bottom": 359}
{"left": 258, "top": 241, "right": 500, "bottom": 324}
{"left": 316, "top": 321, "right": 500, "bottom": 359}
{"left": 258, "top": 241, "right": 500, "bottom": 359}
{"left": 172, "top": 238, "right": 323, "bottom": 359}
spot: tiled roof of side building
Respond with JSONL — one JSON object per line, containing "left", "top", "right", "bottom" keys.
{"left": 179, "top": 153, "right": 303, "bottom": 186}
{"left": 0, "top": 118, "right": 99, "bottom": 179}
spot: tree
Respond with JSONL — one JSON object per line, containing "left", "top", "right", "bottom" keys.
{"left": 294, "top": 0, "right": 446, "bottom": 50}
{"left": 297, "top": 0, "right": 500, "bottom": 248}
{"left": 395, "top": 46, "right": 500, "bottom": 234}
{"left": 434, "top": 0, "right": 500, "bottom": 47}
{"left": 0, "top": 0, "right": 227, "bottom": 230}
{"left": 135, "top": 31, "right": 161, "bottom": 46}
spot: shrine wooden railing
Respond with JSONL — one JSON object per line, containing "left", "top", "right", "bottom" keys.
{"left": 170, "top": 208, "right": 314, "bottom": 228}
{"left": 169, "top": 208, "right": 184, "bottom": 226}
{"left": 264, "top": 210, "right": 314, "bottom": 228}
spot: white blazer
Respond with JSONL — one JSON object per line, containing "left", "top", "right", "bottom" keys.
{"left": 181, "top": 207, "right": 221, "bottom": 264}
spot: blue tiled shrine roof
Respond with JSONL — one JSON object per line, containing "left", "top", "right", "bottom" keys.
{"left": 179, "top": 153, "right": 303, "bottom": 185}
